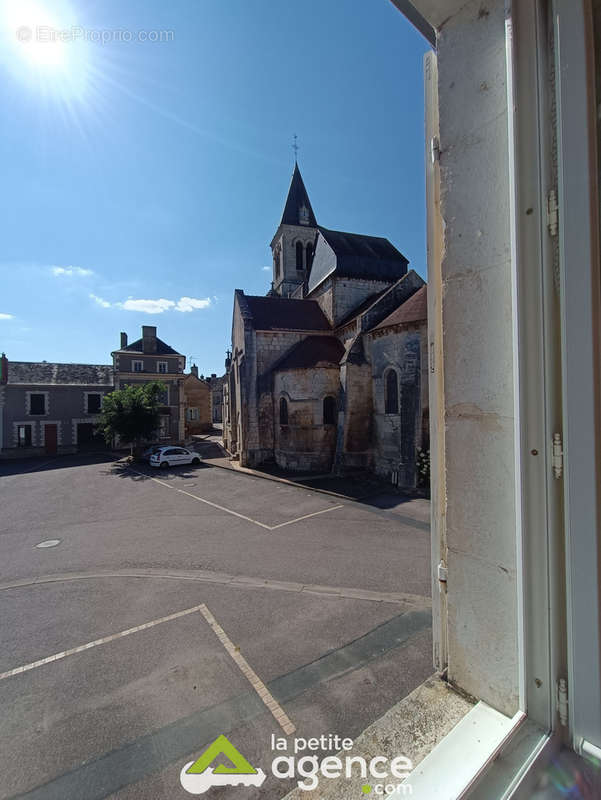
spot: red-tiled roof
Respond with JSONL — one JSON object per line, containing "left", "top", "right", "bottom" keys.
{"left": 243, "top": 295, "right": 330, "bottom": 331}
{"left": 274, "top": 336, "right": 345, "bottom": 370}
{"left": 371, "top": 286, "right": 427, "bottom": 330}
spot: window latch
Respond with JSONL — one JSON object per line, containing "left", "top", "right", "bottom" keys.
{"left": 552, "top": 433, "right": 563, "bottom": 479}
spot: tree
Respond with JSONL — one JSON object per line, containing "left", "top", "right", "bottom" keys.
{"left": 97, "top": 381, "right": 165, "bottom": 456}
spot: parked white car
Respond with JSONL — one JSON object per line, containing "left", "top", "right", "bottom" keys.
{"left": 149, "top": 446, "right": 201, "bottom": 469}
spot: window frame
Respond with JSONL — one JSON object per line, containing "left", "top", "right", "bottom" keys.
{"left": 157, "top": 361, "right": 168, "bottom": 374}
{"left": 85, "top": 392, "right": 102, "bottom": 414}
{"left": 27, "top": 391, "right": 48, "bottom": 416}
{"left": 132, "top": 360, "right": 144, "bottom": 373}
{"left": 17, "top": 424, "right": 32, "bottom": 447}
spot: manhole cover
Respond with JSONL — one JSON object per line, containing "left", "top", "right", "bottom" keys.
{"left": 36, "top": 539, "right": 61, "bottom": 549}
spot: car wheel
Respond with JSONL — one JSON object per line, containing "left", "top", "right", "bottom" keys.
{"left": 192, "top": 457, "right": 201, "bottom": 466}
{"left": 160, "top": 461, "right": 169, "bottom": 469}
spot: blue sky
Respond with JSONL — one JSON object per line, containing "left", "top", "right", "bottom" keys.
{"left": 0, "top": 0, "right": 429, "bottom": 376}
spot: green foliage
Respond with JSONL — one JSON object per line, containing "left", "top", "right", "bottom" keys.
{"left": 97, "top": 381, "right": 165, "bottom": 449}
{"left": 416, "top": 447, "right": 430, "bottom": 487}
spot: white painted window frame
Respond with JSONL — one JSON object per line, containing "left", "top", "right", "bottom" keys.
{"left": 393, "top": 1, "right": 598, "bottom": 795}
{"left": 156, "top": 361, "right": 168, "bottom": 374}
{"left": 132, "top": 360, "right": 143, "bottom": 373}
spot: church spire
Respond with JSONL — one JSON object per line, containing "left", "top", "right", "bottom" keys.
{"left": 280, "top": 163, "right": 318, "bottom": 228}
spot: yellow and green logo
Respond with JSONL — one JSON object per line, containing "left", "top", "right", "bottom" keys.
{"left": 180, "top": 734, "right": 266, "bottom": 795}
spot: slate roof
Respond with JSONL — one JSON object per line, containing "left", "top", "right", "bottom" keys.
{"left": 114, "top": 338, "right": 181, "bottom": 356}
{"left": 280, "top": 163, "right": 318, "bottom": 227}
{"left": 273, "top": 336, "right": 345, "bottom": 371}
{"left": 371, "top": 285, "right": 428, "bottom": 331}
{"left": 242, "top": 294, "right": 330, "bottom": 331}
{"left": 308, "top": 227, "right": 409, "bottom": 294}
{"left": 7, "top": 362, "right": 114, "bottom": 385}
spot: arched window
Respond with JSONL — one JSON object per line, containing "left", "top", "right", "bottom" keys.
{"left": 279, "top": 397, "right": 288, "bottom": 425}
{"left": 306, "top": 242, "right": 313, "bottom": 270}
{"left": 385, "top": 369, "right": 399, "bottom": 414}
{"left": 323, "top": 396, "right": 337, "bottom": 425}
{"left": 296, "top": 241, "right": 304, "bottom": 270}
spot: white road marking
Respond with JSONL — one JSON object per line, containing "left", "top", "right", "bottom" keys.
{"left": 199, "top": 604, "right": 296, "bottom": 735}
{"left": 269, "top": 504, "right": 344, "bottom": 529}
{"left": 0, "top": 603, "right": 207, "bottom": 682}
{"left": 127, "top": 466, "right": 343, "bottom": 531}
{"left": 176, "top": 488, "right": 272, "bottom": 529}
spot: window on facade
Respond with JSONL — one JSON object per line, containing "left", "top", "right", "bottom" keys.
{"left": 86, "top": 393, "right": 102, "bottom": 414}
{"left": 323, "top": 396, "right": 337, "bottom": 425}
{"left": 17, "top": 425, "right": 32, "bottom": 447}
{"left": 385, "top": 369, "right": 399, "bottom": 414}
{"left": 306, "top": 242, "right": 313, "bottom": 269}
{"left": 279, "top": 397, "right": 288, "bottom": 425}
{"left": 186, "top": 407, "right": 199, "bottom": 421}
{"left": 133, "top": 360, "right": 143, "bottom": 372}
{"left": 29, "top": 393, "right": 46, "bottom": 415}
{"left": 296, "top": 241, "right": 304, "bottom": 270}
{"left": 157, "top": 362, "right": 168, "bottom": 374}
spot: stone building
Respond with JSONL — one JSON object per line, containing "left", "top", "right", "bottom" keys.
{"left": 223, "top": 164, "right": 428, "bottom": 487}
{"left": 205, "top": 373, "right": 225, "bottom": 424}
{"left": 0, "top": 353, "right": 114, "bottom": 457}
{"left": 111, "top": 326, "right": 186, "bottom": 444}
{"left": 183, "top": 366, "right": 211, "bottom": 436}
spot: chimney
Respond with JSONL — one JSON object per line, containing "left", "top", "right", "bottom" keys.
{"left": 211, "top": 373, "right": 217, "bottom": 379}
{"left": 142, "top": 325, "right": 157, "bottom": 354}
{"left": 0, "top": 353, "right": 7, "bottom": 384}
{"left": 120, "top": 332, "right": 128, "bottom": 349}
{"left": 190, "top": 364, "right": 199, "bottom": 378}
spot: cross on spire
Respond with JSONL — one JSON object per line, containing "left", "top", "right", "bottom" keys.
{"left": 292, "top": 133, "right": 299, "bottom": 162}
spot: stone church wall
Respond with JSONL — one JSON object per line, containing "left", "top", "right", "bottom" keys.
{"left": 368, "top": 325, "right": 427, "bottom": 487}
{"left": 272, "top": 368, "right": 340, "bottom": 471}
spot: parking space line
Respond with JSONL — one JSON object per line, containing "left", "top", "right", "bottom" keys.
{"left": 269, "top": 504, "right": 343, "bottom": 529}
{"left": 199, "top": 604, "right": 296, "bottom": 736}
{"left": 176, "top": 488, "right": 273, "bottom": 529}
{"left": 0, "top": 603, "right": 207, "bottom": 682}
{"left": 127, "top": 466, "right": 343, "bottom": 530}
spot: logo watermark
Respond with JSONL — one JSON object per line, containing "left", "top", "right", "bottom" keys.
{"left": 15, "top": 25, "right": 174, "bottom": 45}
{"left": 180, "top": 733, "right": 413, "bottom": 796}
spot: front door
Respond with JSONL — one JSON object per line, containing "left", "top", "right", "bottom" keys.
{"left": 45, "top": 424, "right": 57, "bottom": 455}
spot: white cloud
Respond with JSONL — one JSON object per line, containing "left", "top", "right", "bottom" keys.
{"left": 0, "top": 313, "right": 14, "bottom": 320}
{"left": 52, "top": 266, "right": 94, "bottom": 277}
{"left": 89, "top": 294, "right": 213, "bottom": 314}
{"left": 90, "top": 293, "right": 112, "bottom": 308}
{"left": 262, "top": 266, "right": 271, "bottom": 272}
{"left": 175, "top": 296, "right": 212, "bottom": 312}
{"left": 121, "top": 298, "right": 175, "bottom": 314}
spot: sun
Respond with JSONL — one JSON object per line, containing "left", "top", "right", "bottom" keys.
{"left": 0, "top": 0, "right": 91, "bottom": 101}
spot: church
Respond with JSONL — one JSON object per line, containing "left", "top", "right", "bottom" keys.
{"left": 223, "top": 163, "right": 428, "bottom": 488}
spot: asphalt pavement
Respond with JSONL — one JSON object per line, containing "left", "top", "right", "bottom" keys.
{"left": 0, "top": 454, "right": 432, "bottom": 800}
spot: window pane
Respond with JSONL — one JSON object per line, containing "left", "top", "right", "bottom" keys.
{"left": 30, "top": 394, "right": 45, "bottom": 415}
{"left": 87, "top": 394, "right": 101, "bottom": 413}
{"left": 279, "top": 397, "right": 288, "bottom": 425}
{"left": 385, "top": 370, "right": 399, "bottom": 414}
{"left": 323, "top": 396, "right": 336, "bottom": 425}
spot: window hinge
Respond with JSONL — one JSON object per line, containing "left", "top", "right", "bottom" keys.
{"left": 437, "top": 560, "right": 448, "bottom": 586}
{"left": 552, "top": 433, "right": 563, "bottom": 479}
{"left": 557, "top": 677, "right": 568, "bottom": 726}
{"left": 547, "top": 189, "right": 559, "bottom": 237}
{"left": 430, "top": 136, "right": 440, "bottom": 164}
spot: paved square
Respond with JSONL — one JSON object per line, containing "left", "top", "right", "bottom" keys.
{"left": 0, "top": 455, "right": 431, "bottom": 799}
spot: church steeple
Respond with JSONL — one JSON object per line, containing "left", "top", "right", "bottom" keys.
{"left": 280, "top": 163, "right": 318, "bottom": 228}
